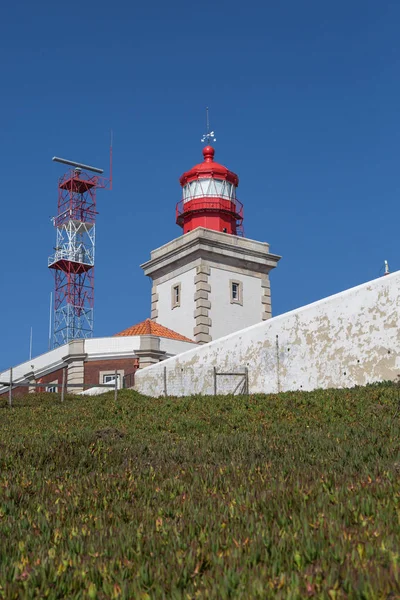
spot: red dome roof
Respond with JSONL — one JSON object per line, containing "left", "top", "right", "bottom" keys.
{"left": 179, "top": 146, "right": 239, "bottom": 187}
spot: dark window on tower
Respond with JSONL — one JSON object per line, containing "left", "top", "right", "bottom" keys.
{"left": 230, "top": 280, "right": 243, "bottom": 305}
{"left": 171, "top": 283, "right": 181, "bottom": 309}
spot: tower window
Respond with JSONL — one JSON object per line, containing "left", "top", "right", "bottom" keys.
{"left": 171, "top": 283, "right": 181, "bottom": 309}
{"left": 230, "top": 280, "right": 243, "bottom": 305}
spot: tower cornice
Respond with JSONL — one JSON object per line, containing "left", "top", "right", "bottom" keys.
{"left": 141, "top": 228, "right": 281, "bottom": 281}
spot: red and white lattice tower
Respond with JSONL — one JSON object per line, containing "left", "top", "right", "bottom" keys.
{"left": 48, "top": 155, "right": 111, "bottom": 348}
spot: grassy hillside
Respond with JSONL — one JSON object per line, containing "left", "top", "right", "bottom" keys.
{"left": 0, "top": 384, "right": 399, "bottom": 599}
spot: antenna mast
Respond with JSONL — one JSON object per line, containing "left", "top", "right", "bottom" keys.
{"left": 48, "top": 154, "right": 111, "bottom": 348}
{"left": 109, "top": 129, "right": 113, "bottom": 191}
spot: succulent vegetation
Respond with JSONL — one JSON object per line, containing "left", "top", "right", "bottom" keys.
{"left": 0, "top": 383, "right": 400, "bottom": 598}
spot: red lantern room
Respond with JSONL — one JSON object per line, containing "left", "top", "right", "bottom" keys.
{"left": 176, "top": 145, "right": 244, "bottom": 236}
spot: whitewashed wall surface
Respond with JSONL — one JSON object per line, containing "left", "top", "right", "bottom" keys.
{"left": 135, "top": 271, "right": 400, "bottom": 397}
{"left": 0, "top": 346, "right": 66, "bottom": 392}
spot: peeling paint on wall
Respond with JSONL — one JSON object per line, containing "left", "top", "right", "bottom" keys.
{"left": 135, "top": 272, "right": 400, "bottom": 397}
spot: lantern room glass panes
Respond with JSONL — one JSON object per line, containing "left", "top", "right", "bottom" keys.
{"left": 183, "top": 178, "right": 236, "bottom": 203}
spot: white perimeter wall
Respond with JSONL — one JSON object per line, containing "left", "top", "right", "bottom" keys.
{"left": 135, "top": 271, "right": 400, "bottom": 397}
{"left": 156, "top": 268, "right": 197, "bottom": 340}
{"left": 209, "top": 267, "right": 262, "bottom": 339}
{"left": 0, "top": 345, "right": 67, "bottom": 392}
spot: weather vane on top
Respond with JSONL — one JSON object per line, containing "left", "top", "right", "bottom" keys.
{"left": 201, "top": 107, "right": 216, "bottom": 144}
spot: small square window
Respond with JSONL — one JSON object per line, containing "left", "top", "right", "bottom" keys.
{"left": 171, "top": 283, "right": 181, "bottom": 309}
{"left": 103, "top": 374, "right": 120, "bottom": 385}
{"left": 46, "top": 384, "right": 57, "bottom": 393}
{"left": 100, "top": 371, "right": 123, "bottom": 389}
{"left": 230, "top": 280, "right": 243, "bottom": 305}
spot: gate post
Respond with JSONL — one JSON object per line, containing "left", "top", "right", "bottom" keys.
{"left": 8, "top": 367, "right": 12, "bottom": 408}
{"left": 61, "top": 368, "right": 66, "bottom": 403}
{"left": 163, "top": 366, "right": 167, "bottom": 397}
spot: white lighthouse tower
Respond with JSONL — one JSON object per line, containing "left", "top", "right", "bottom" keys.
{"left": 141, "top": 127, "right": 281, "bottom": 344}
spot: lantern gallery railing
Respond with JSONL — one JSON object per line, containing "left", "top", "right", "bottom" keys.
{"left": 176, "top": 196, "right": 244, "bottom": 222}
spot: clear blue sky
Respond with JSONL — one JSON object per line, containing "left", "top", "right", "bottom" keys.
{"left": 0, "top": 0, "right": 399, "bottom": 370}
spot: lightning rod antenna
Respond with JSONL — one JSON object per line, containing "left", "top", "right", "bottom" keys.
{"left": 48, "top": 292, "right": 52, "bottom": 351}
{"left": 109, "top": 129, "right": 113, "bottom": 191}
{"left": 201, "top": 107, "right": 216, "bottom": 144}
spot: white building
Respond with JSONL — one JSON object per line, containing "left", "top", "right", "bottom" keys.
{"left": 142, "top": 144, "right": 281, "bottom": 344}
{"left": 0, "top": 320, "right": 196, "bottom": 397}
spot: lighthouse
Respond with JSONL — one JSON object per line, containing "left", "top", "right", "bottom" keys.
{"left": 176, "top": 144, "right": 243, "bottom": 236}
{"left": 141, "top": 126, "right": 281, "bottom": 344}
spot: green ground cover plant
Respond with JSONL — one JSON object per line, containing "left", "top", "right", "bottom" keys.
{"left": 0, "top": 384, "right": 399, "bottom": 599}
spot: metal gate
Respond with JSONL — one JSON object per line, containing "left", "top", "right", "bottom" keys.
{"left": 213, "top": 366, "right": 249, "bottom": 396}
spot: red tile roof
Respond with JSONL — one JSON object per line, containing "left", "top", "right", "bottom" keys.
{"left": 114, "top": 319, "right": 194, "bottom": 343}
